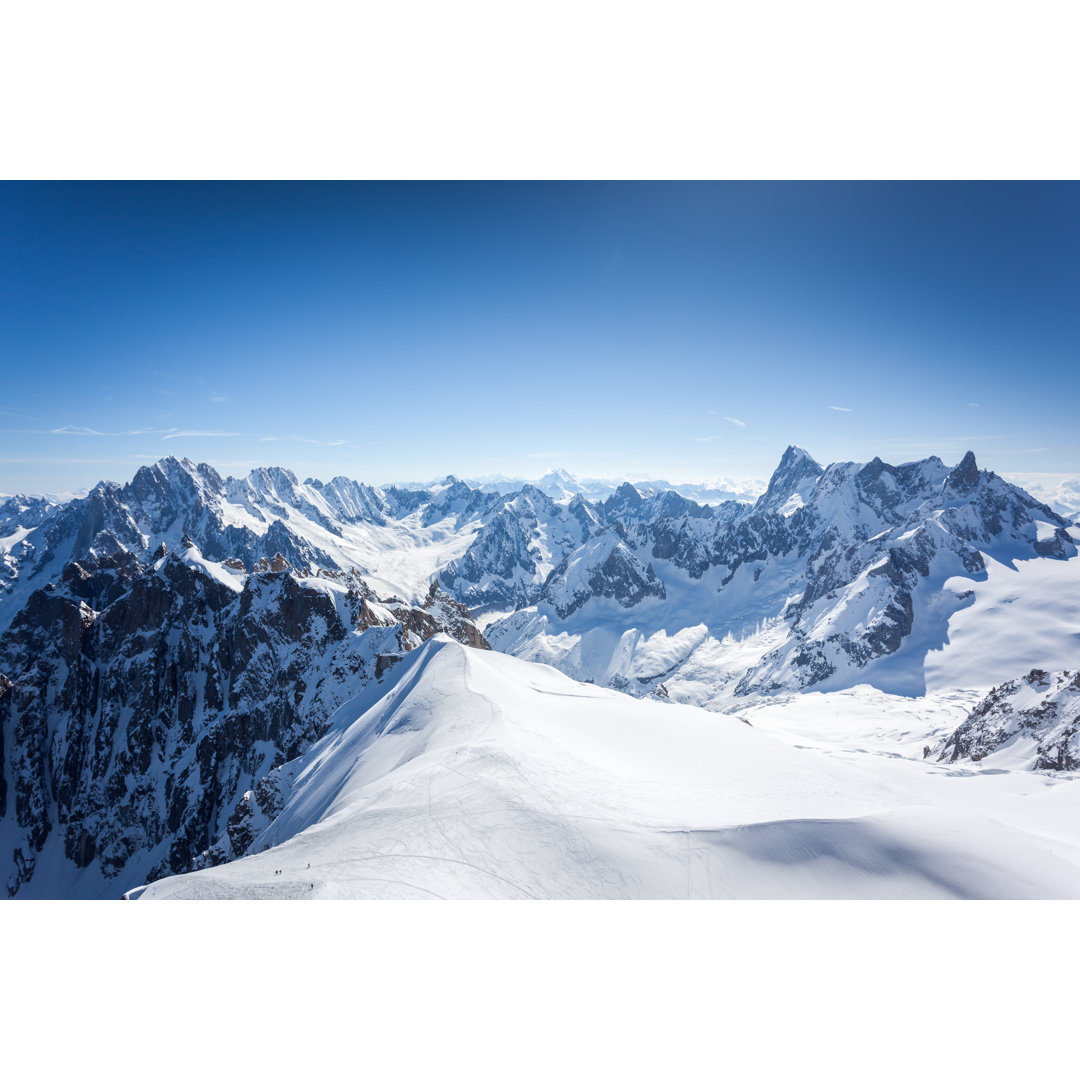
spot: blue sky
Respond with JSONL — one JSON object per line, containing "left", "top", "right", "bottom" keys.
{"left": 2, "top": 181, "right": 1077, "bottom": 494}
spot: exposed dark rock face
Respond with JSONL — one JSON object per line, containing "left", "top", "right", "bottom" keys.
{"left": 936, "top": 669, "right": 1080, "bottom": 771}
{"left": 416, "top": 581, "right": 491, "bottom": 652}
{"left": 473, "top": 448, "right": 1074, "bottom": 698}
{"left": 439, "top": 487, "right": 598, "bottom": 611}
{"left": 441, "top": 508, "right": 537, "bottom": 607}
{"left": 1, "top": 447, "right": 1075, "bottom": 894}
{"left": 541, "top": 531, "right": 666, "bottom": 618}
{"left": 752, "top": 444, "right": 826, "bottom": 515}
{"left": 944, "top": 450, "right": 980, "bottom": 496}
{"left": 0, "top": 544, "right": 491, "bottom": 897}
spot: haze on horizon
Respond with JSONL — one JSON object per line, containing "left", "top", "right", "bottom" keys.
{"left": 2, "top": 181, "right": 1078, "bottom": 495}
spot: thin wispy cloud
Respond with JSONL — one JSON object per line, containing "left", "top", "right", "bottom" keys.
{"left": 0, "top": 456, "right": 153, "bottom": 466}
{"left": 722, "top": 416, "right": 746, "bottom": 427}
{"left": 1020, "top": 447, "right": 1048, "bottom": 454}
{"left": 52, "top": 425, "right": 106, "bottom": 436}
{"left": 968, "top": 402, "right": 979, "bottom": 407}
{"left": 829, "top": 406, "right": 853, "bottom": 413}
{"left": 161, "top": 430, "right": 238, "bottom": 440}
{"left": 527, "top": 451, "right": 565, "bottom": 460}
{"left": 209, "top": 394, "right": 228, "bottom": 403}
{"left": 292, "top": 435, "right": 346, "bottom": 447}
{"left": 50, "top": 425, "right": 154, "bottom": 437}
{"left": 692, "top": 435, "right": 723, "bottom": 443}
{"left": 258, "top": 434, "right": 348, "bottom": 447}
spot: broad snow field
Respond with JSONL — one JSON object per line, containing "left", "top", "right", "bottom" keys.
{"left": 129, "top": 638, "right": 1080, "bottom": 900}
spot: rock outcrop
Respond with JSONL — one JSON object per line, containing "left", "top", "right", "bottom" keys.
{"left": 936, "top": 669, "right": 1080, "bottom": 771}
{"left": 0, "top": 546, "right": 491, "bottom": 897}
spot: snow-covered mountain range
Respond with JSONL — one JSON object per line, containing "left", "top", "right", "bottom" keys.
{"left": 481, "top": 447, "right": 1079, "bottom": 704}
{"left": 2, "top": 447, "right": 1079, "bottom": 898}
{"left": 391, "top": 468, "right": 764, "bottom": 506}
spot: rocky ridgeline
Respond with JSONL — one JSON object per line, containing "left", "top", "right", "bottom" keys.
{"left": 935, "top": 669, "right": 1080, "bottom": 771}
{"left": 0, "top": 542, "right": 489, "bottom": 897}
{"left": 732, "top": 450, "right": 1075, "bottom": 694}
{"left": 1, "top": 447, "right": 1076, "bottom": 895}
{"left": 9, "top": 449, "right": 1068, "bottom": 696}
{"left": 0, "top": 457, "right": 509, "bottom": 637}
{"left": 538, "top": 525, "right": 666, "bottom": 618}
{"left": 195, "top": 582, "right": 491, "bottom": 869}
{"left": 477, "top": 448, "right": 1074, "bottom": 697}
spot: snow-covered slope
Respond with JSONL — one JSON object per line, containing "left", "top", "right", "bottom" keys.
{"left": 0, "top": 458, "right": 494, "bottom": 636}
{"left": 486, "top": 448, "right": 1078, "bottom": 704}
{"left": 0, "top": 543, "right": 491, "bottom": 898}
{"left": 128, "top": 639, "right": 1080, "bottom": 900}
{"left": 4, "top": 448, "right": 1080, "bottom": 898}
{"left": 8, "top": 449, "right": 1067, "bottom": 709}
{"left": 935, "top": 668, "right": 1080, "bottom": 771}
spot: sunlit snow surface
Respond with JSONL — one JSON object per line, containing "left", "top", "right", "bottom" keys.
{"left": 130, "top": 639, "right": 1080, "bottom": 900}
{"left": 487, "top": 539, "right": 1080, "bottom": 705}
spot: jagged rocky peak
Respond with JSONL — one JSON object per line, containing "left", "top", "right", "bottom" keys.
{"left": 432, "top": 474, "right": 470, "bottom": 497}
{"left": 248, "top": 464, "right": 300, "bottom": 487}
{"left": 754, "top": 445, "right": 824, "bottom": 514}
{"left": 516, "top": 482, "right": 551, "bottom": 502}
{"left": 440, "top": 506, "right": 537, "bottom": 595}
{"left": 945, "top": 450, "right": 980, "bottom": 495}
{"left": 600, "top": 481, "right": 644, "bottom": 521}
{"left": 541, "top": 528, "right": 665, "bottom": 618}
{"left": 128, "top": 456, "right": 224, "bottom": 508}
{"left": 848, "top": 454, "right": 950, "bottom": 520}
{"left": 567, "top": 493, "right": 601, "bottom": 534}
{"left": 0, "top": 493, "right": 63, "bottom": 530}
{"left": 231, "top": 465, "right": 303, "bottom": 506}
{"left": 305, "top": 475, "right": 390, "bottom": 525}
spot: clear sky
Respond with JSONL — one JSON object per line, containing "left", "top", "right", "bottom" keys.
{"left": 2, "top": 181, "right": 1077, "bottom": 495}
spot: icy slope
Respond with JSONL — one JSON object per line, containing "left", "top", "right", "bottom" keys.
{"left": 129, "top": 639, "right": 1080, "bottom": 900}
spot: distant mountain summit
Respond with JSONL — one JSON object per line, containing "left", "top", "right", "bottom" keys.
{"left": 2, "top": 446, "right": 1078, "bottom": 897}
{"left": 752, "top": 444, "right": 824, "bottom": 515}
{"left": 486, "top": 447, "right": 1077, "bottom": 700}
